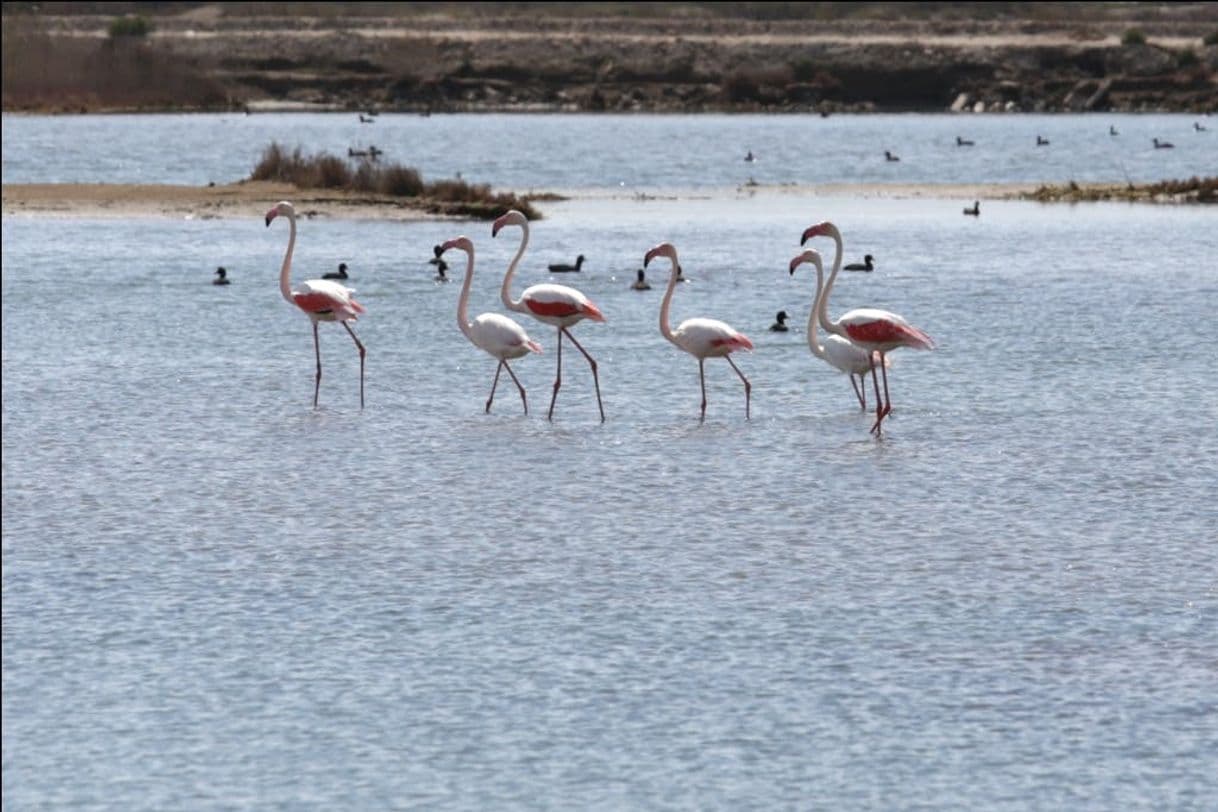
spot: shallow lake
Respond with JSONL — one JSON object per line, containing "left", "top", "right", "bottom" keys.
{"left": 3, "top": 113, "right": 1217, "bottom": 810}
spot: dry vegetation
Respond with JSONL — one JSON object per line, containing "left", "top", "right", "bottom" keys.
{"left": 249, "top": 142, "right": 542, "bottom": 220}
{"left": 1020, "top": 176, "right": 1218, "bottom": 204}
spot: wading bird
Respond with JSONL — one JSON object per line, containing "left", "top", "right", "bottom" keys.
{"left": 265, "top": 201, "right": 366, "bottom": 408}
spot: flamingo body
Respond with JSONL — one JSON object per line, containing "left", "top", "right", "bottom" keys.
{"left": 441, "top": 235, "right": 541, "bottom": 414}
{"left": 492, "top": 209, "right": 606, "bottom": 421}
{"left": 518, "top": 283, "right": 606, "bottom": 324}
{"left": 266, "top": 200, "right": 367, "bottom": 408}
{"left": 800, "top": 221, "right": 934, "bottom": 434}
{"left": 646, "top": 242, "right": 753, "bottom": 421}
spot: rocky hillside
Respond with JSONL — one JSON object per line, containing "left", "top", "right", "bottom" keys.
{"left": 3, "top": 2, "right": 1217, "bottom": 114}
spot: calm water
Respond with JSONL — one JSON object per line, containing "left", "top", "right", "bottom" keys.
{"left": 3, "top": 115, "right": 1218, "bottom": 810}
{"left": 2, "top": 111, "right": 1215, "bottom": 190}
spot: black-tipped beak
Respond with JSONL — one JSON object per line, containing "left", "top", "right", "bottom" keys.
{"left": 433, "top": 243, "right": 444, "bottom": 258}
{"left": 265, "top": 215, "right": 272, "bottom": 227}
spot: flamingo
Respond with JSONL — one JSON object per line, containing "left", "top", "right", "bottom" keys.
{"left": 265, "top": 201, "right": 366, "bottom": 408}
{"left": 439, "top": 236, "right": 542, "bottom": 415}
{"left": 789, "top": 248, "right": 889, "bottom": 412}
{"left": 644, "top": 242, "right": 754, "bottom": 421}
{"left": 800, "top": 221, "right": 935, "bottom": 435}
{"left": 492, "top": 209, "right": 606, "bottom": 422}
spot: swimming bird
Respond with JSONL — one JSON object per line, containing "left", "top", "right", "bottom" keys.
{"left": 1195, "top": 122, "right": 1208, "bottom": 132}
{"left": 348, "top": 147, "right": 368, "bottom": 158}
{"left": 439, "top": 235, "right": 542, "bottom": 414}
{"left": 801, "top": 221, "right": 935, "bottom": 436}
{"left": 265, "top": 201, "right": 366, "bottom": 408}
{"left": 963, "top": 200, "right": 980, "bottom": 216}
{"left": 745, "top": 150, "right": 755, "bottom": 162}
{"left": 769, "top": 310, "right": 789, "bottom": 332}
{"left": 359, "top": 114, "right": 374, "bottom": 123}
{"left": 1110, "top": 125, "right": 1119, "bottom": 136}
{"left": 885, "top": 150, "right": 900, "bottom": 162}
{"left": 1153, "top": 138, "right": 1175, "bottom": 149}
{"left": 493, "top": 210, "right": 606, "bottom": 422}
{"left": 844, "top": 254, "right": 875, "bottom": 272}
{"left": 430, "top": 256, "right": 449, "bottom": 282}
{"left": 213, "top": 266, "right": 230, "bottom": 285}
{"left": 956, "top": 136, "right": 975, "bottom": 146}
{"left": 789, "top": 248, "right": 887, "bottom": 411}
{"left": 547, "top": 254, "right": 585, "bottom": 273}
{"left": 323, "top": 263, "right": 349, "bottom": 280}
{"left": 631, "top": 269, "right": 652, "bottom": 291}
{"left": 1037, "top": 135, "right": 1050, "bottom": 146}
{"left": 646, "top": 242, "right": 753, "bottom": 421}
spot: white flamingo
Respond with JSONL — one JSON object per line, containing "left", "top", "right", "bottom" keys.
{"left": 439, "top": 236, "right": 541, "bottom": 415}
{"left": 492, "top": 210, "right": 606, "bottom": 422}
{"left": 265, "top": 201, "right": 366, "bottom": 408}
{"left": 788, "top": 248, "right": 889, "bottom": 411}
{"left": 644, "top": 242, "right": 754, "bottom": 421}
{"left": 800, "top": 221, "right": 935, "bottom": 435}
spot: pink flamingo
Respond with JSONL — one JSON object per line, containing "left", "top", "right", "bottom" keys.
{"left": 492, "top": 210, "right": 606, "bottom": 422}
{"left": 265, "top": 201, "right": 367, "bottom": 408}
{"left": 801, "top": 221, "right": 935, "bottom": 435}
{"left": 644, "top": 242, "right": 754, "bottom": 421}
{"left": 788, "top": 248, "right": 890, "bottom": 411}
{"left": 439, "top": 236, "right": 542, "bottom": 414}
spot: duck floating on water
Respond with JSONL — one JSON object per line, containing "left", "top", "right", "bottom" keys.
{"left": 844, "top": 254, "right": 875, "bottom": 272}
{"left": 548, "top": 254, "right": 585, "bottom": 273}
{"left": 963, "top": 200, "right": 980, "bottom": 216}
{"left": 769, "top": 310, "right": 789, "bottom": 332}
{"left": 213, "top": 266, "right": 230, "bottom": 285}
{"left": 323, "top": 262, "right": 349, "bottom": 280}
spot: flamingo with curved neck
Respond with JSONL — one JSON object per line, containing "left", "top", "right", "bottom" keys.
{"left": 645, "top": 242, "right": 754, "bottom": 421}
{"left": 800, "top": 221, "right": 934, "bottom": 435}
{"left": 266, "top": 200, "right": 366, "bottom": 408}
{"left": 789, "top": 248, "right": 889, "bottom": 412}
{"left": 492, "top": 209, "right": 606, "bottom": 422}
{"left": 440, "top": 235, "right": 541, "bottom": 414}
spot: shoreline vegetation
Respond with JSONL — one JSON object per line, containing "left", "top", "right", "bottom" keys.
{"left": 4, "top": 177, "right": 1214, "bottom": 222}
{"left": 2, "top": 3, "right": 1216, "bottom": 116}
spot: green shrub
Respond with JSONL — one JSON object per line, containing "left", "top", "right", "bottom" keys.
{"left": 1121, "top": 28, "right": 1146, "bottom": 46}
{"left": 109, "top": 15, "right": 151, "bottom": 38}
{"left": 1204, "top": 31, "right": 1218, "bottom": 46}
{"left": 1178, "top": 49, "right": 1199, "bottom": 67}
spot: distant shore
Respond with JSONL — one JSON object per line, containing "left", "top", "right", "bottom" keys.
{"left": 5, "top": 179, "right": 1212, "bottom": 221}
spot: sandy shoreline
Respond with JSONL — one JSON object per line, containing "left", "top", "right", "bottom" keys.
{"left": 2, "top": 181, "right": 1050, "bottom": 220}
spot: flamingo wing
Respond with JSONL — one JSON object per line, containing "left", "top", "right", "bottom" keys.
{"left": 522, "top": 283, "right": 606, "bottom": 322}
{"left": 839, "top": 307, "right": 934, "bottom": 350}
{"left": 293, "top": 279, "right": 366, "bottom": 320}
{"left": 469, "top": 313, "right": 542, "bottom": 359}
{"left": 823, "top": 334, "right": 882, "bottom": 375}
{"left": 674, "top": 317, "right": 753, "bottom": 357}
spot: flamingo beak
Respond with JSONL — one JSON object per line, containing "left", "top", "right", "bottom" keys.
{"left": 788, "top": 256, "right": 802, "bottom": 275}
{"left": 265, "top": 213, "right": 273, "bottom": 227}
{"left": 433, "top": 243, "right": 444, "bottom": 258}
{"left": 800, "top": 224, "right": 825, "bottom": 245}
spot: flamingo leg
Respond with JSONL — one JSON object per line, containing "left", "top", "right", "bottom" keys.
{"left": 725, "top": 355, "right": 751, "bottom": 420}
{"left": 878, "top": 352, "right": 893, "bottom": 424}
{"left": 342, "top": 320, "right": 366, "bottom": 409}
{"left": 850, "top": 374, "right": 866, "bottom": 410}
{"left": 547, "top": 327, "right": 563, "bottom": 421}
{"left": 312, "top": 321, "right": 322, "bottom": 409}
{"left": 502, "top": 360, "right": 528, "bottom": 414}
{"left": 869, "top": 359, "right": 885, "bottom": 436}
{"left": 698, "top": 358, "right": 708, "bottom": 422}
{"left": 486, "top": 361, "right": 504, "bottom": 413}
{"left": 561, "top": 327, "right": 605, "bottom": 423}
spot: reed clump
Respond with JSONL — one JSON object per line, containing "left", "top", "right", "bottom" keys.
{"left": 1023, "top": 176, "right": 1217, "bottom": 204}
{"left": 250, "top": 142, "right": 540, "bottom": 219}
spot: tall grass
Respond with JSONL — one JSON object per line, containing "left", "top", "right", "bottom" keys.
{"left": 250, "top": 142, "right": 541, "bottom": 219}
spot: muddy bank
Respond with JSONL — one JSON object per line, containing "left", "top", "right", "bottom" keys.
{"left": 3, "top": 4, "right": 1217, "bottom": 114}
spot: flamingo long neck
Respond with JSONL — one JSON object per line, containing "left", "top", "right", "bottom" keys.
{"left": 806, "top": 260, "right": 829, "bottom": 361}
{"left": 456, "top": 248, "right": 475, "bottom": 342}
{"left": 816, "top": 225, "right": 844, "bottom": 337}
{"left": 659, "top": 254, "right": 680, "bottom": 347}
{"left": 278, "top": 209, "right": 297, "bottom": 305}
{"left": 499, "top": 221, "right": 529, "bottom": 314}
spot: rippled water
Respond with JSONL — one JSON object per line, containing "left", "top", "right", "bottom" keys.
{"left": 3, "top": 115, "right": 1218, "bottom": 810}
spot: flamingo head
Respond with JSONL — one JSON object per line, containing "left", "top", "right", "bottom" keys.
{"left": 644, "top": 242, "right": 677, "bottom": 269}
{"left": 440, "top": 236, "right": 473, "bottom": 256}
{"left": 265, "top": 200, "right": 294, "bottom": 227}
{"left": 492, "top": 209, "right": 528, "bottom": 237}
{"left": 799, "top": 221, "right": 837, "bottom": 246}
{"left": 788, "top": 248, "right": 823, "bottom": 276}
